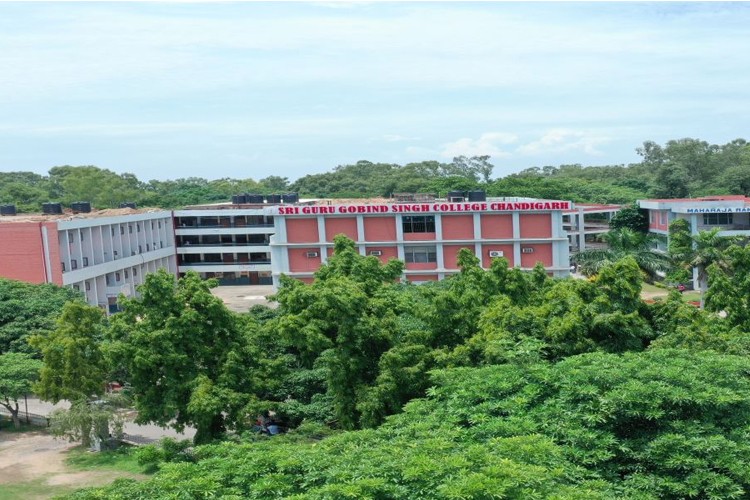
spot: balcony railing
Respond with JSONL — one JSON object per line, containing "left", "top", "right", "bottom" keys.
{"left": 178, "top": 260, "right": 272, "bottom": 266}
{"left": 177, "top": 223, "right": 274, "bottom": 229}
{"left": 178, "top": 242, "right": 270, "bottom": 247}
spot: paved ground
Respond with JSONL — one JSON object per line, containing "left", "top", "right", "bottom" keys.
{"left": 211, "top": 285, "right": 277, "bottom": 313}
{"left": 21, "top": 398, "right": 195, "bottom": 444}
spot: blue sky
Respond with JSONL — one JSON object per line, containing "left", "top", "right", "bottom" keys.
{"left": 1, "top": 2, "right": 748, "bottom": 181}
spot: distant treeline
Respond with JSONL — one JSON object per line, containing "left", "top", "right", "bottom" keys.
{"left": 2, "top": 138, "right": 748, "bottom": 211}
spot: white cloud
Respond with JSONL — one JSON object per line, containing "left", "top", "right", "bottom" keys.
{"left": 516, "top": 129, "right": 610, "bottom": 156}
{"left": 381, "top": 134, "right": 420, "bottom": 142}
{"left": 440, "top": 132, "right": 518, "bottom": 159}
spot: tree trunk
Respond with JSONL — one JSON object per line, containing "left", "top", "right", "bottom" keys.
{"left": 193, "top": 414, "right": 225, "bottom": 445}
{"left": 1, "top": 401, "right": 21, "bottom": 429}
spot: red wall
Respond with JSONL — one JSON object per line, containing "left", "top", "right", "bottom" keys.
{"left": 443, "top": 244, "right": 473, "bottom": 269}
{"left": 0, "top": 222, "right": 59, "bottom": 284}
{"left": 408, "top": 274, "right": 438, "bottom": 282}
{"left": 325, "top": 217, "right": 358, "bottom": 242}
{"left": 649, "top": 210, "right": 669, "bottom": 231}
{"left": 366, "top": 246, "right": 398, "bottom": 264}
{"left": 480, "top": 214, "right": 513, "bottom": 239}
{"left": 286, "top": 218, "right": 319, "bottom": 243}
{"left": 403, "top": 232, "right": 435, "bottom": 241}
{"left": 520, "top": 243, "right": 553, "bottom": 268}
{"left": 288, "top": 247, "right": 322, "bottom": 272}
{"left": 519, "top": 214, "right": 552, "bottom": 238}
{"left": 363, "top": 217, "right": 396, "bottom": 241}
{"left": 442, "top": 215, "right": 474, "bottom": 240}
{"left": 405, "top": 261, "right": 437, "bottom": 271}
{"left": 481, "top": 244, "right": 514, "bottom": 268}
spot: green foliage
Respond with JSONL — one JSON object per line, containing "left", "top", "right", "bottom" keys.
{"left": 136, "top": 438, "right": 195, "bottom": 472}
{"left": 49, "top": 394, "right": 129, "bottom": 448}
{"left": 0, "top": 352, "right": 42, "bottom": 428}
{"left": 0, "top": 278, "right": 81, "bottom": 355}
{"left": 109, "top": 270, "right": 273, "bottom": 444}
{"left": 67, "top": 349, "right": 750, "bottom": 500}
{"left": 30, "top": 302, "right": 108, "bottom": 403}
{"left": 573, "top": 229, "right": 671, "bottom": 280}
{"left": 609, "top": 204, "right": 649, "bottom": 233}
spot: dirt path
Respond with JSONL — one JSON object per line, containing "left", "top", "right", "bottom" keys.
{"left": 0, "top": 431, "right": 139, "bottom": 499}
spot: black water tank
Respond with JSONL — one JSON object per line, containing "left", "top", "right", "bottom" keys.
{"left": 246, "top": 194, "right": 265, "bottom": 204}
{"left": 119, "top": 202, "right": 137, "bottom": 209}
{"left": 231, "top": 194, "right": 247, "bottom": 204}
{"left": 448, "top": 190, "right": 465, "bottom": 202}
{"left": 282, "top": 193, "right": 299, "bottom": 203}
{"left": 467, "top": 190, "right": 486, "bottom": 202}
{"left": 266, "top": 194, "right": 282, "bottom": 204}
{"left": 71, "top": 201, "right": 91, "bottom": 213}
{"left": 42, "top": 203, "right": 63, "bottom": 215}
{"left": 0, "top": 204, "right": 16, "bottom": 216}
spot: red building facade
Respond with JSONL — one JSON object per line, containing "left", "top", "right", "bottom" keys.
{"left": 267, "top": 199, "right": 571, "bottom": 286}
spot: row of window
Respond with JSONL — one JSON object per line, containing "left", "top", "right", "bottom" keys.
{"left": 62, "top": 242, "right": 166, "bottom": 272}
{"left": 72, "top": 267, "right": 139, "bottom": 292}
{"left": 703, "top": 213, "right": 733, "bottom": 225}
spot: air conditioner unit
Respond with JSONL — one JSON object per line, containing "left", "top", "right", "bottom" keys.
{"left": 306, "top": 251, "right": 319, "bottom": 258}
{"left": 521, "top": 247, "right": 535, "bottom": 254}
{"left": 369, "top": 250, "right": 383, "bottom": 256}
{"left": 488, "top": 250, "right": 504, "bottom": 258}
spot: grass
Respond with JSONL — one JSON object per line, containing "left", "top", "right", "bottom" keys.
{"left": 0, "top": 479, "right": 77, "bottom": 500}
{"left": 65, "top": 445, "right": 146, "bottom": 475}
{"left": 640, "top": 283, "right": 702, "bottom": 304}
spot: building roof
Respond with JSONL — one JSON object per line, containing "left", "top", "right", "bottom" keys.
{"left": 0, "top": 207, "right": 166, "bottom": 224}
{"left": 639, "top": 195, "right": 750, "bottom": 203}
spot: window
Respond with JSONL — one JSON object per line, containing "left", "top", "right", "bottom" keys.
{"left": 85, "top": 282, "right": 91, "bottom": 291}
{"left": 402, "top": 215, "right": 435, "bottom": 233}
{"left": 146, "top": 244, "right": 150, "bottom": 251}
{"left": 128, "top": 225, "right": 133, "bottom": 234}
{"left": 158, "top": 221, "right": 162, "bottom": 229}
{"left": 137, "top": 224, "right": 141, "bottom": 233}
{"left": 106, "top": 275, "right": 113, "bottom": 286}
{"left": 80, "top": 231, "right": 84, "bottom": 242}
{"left": 71, "top": 259, "right": 78, "bottom": 270}
{"left": 151, "top": 221, "right": 154, "bottom": 230}
{"left": 132, "top": 268, "right": 137, "bottom": 276}
{"left": 703, "top": 213, "right": 733, "bottom": 225}
{"left": 404, "top": 246, "right": 437, "bottom": 263}
{"left": 659, "top": 211, "right": 667, "bottom": 225}
{"left": 120, "top": 226, "right": 124, "bottom": 235}
{"left": 68, "top": 233, "right": 74, "bottom": 243}
{"left": 114, "top": 250, "right": 118, "bottom": 258}
{"left": 124, "top": 269, "right": 129, "bottom": 279}
{"left": 138, "top": 245, "right": 143, "bottom": 254}
{"left": 111, "top": 227, "right": 115, "bottom": 236}
{"left": 61, "top": 262, "right": 66, "bottom": 272}
{"left": 115, "top": 272, "right": 121, "bottom": 282}
{"left": 73, "top": 284, "right": 80, "bottom": 291}
{"left": 82, "top": 257, "right": 89, "bottom": 267}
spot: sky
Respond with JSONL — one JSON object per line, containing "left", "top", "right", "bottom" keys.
{"left": 0, "top": 1, "right": 749, "bottom": 182}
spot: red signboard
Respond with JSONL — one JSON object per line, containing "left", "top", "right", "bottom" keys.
{"left": 275, "top": 201, "right": 571, "bottom": 216}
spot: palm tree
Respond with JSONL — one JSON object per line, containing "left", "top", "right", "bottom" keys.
{"left": 572, "top": 228, "right": 671, "bottom": 280}
{"left": 689, "top": 228, "right": 739, "bottom": 307}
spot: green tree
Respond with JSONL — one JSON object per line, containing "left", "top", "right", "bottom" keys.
{"left": 109, "top": 270, "right": 261, "bottom": 444}
{"left": 608, "top": 203, "right": 649, "bottom": 233}
{"left": 29, "top": 302, "right": 110, "bottom": 446}
{"left": 572, "top": 228, "right": 670, "bottom": 279}
{"left": 0, "top": 352, "right": 42, "bottom": 429}
{"left": 30, "top": 302, "right": 108, "bottom": 403}
{"left": 0, "top": 278, "right": 82, "bottom": 355}
{"left": 274, "top": 235, "right": 404, "bottom": 429}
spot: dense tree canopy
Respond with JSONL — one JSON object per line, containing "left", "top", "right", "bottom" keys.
{"left": 3, "top": 137, "right": 749, "bottom": 210}
{"left": 0, "top": 278, "right": 82, "bottom": 355}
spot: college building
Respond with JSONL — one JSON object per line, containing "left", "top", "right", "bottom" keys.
{"left": 265, "top": 195, "right": 573, "bottom": 286}
{"left": 0, "top": 206, "right": 176, "bottom": 312}
{"left": 0, "top": 193, "right": 605, "bottom": 310}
